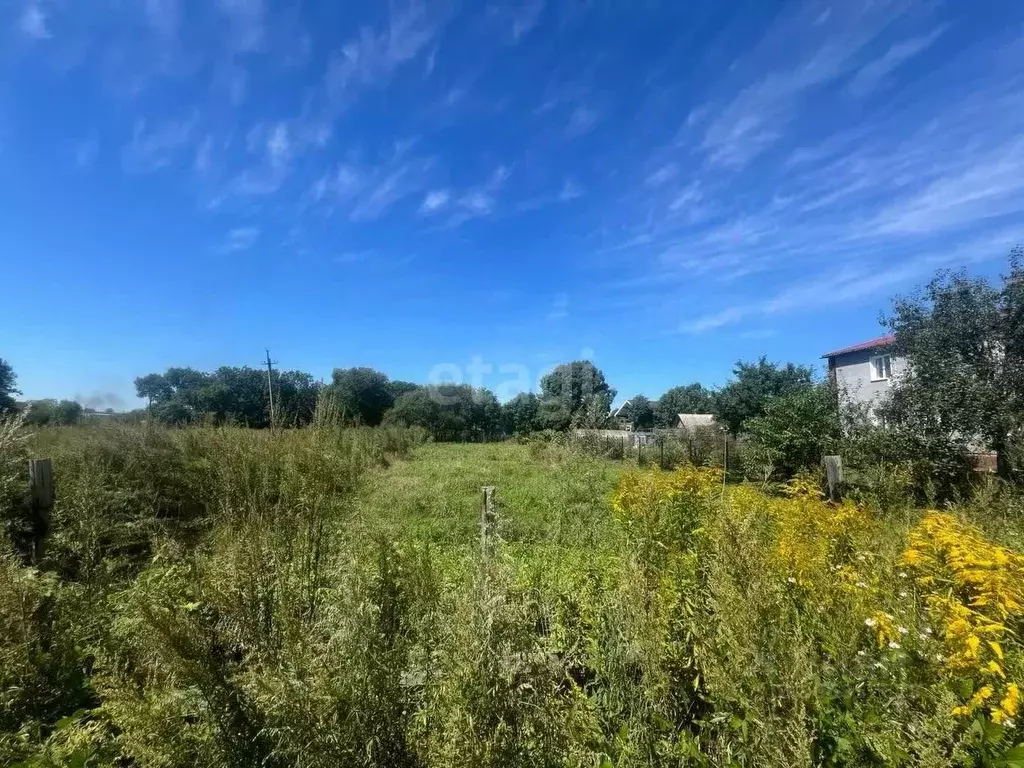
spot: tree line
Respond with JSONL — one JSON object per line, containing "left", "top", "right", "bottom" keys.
{"left": 3, "top": 245, "right": 1023, "bottom": 486}
{"left": 133, "top": 360, "right": 621, "bottom": 439}
{"left": 126, "top": 357, "right": 829, "bottom": 443}
{"left": 0, "top": 351, "right": 820, "bottom": 442}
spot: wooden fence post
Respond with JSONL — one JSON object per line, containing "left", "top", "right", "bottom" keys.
{"left": 824, "top": 455, "right": 844, "bottom": 502}
{"left": 29, "top": 458, "right": 54, "bottom": 563}
{"left": 480, "top": 486, "right": 497, "bottom": 556}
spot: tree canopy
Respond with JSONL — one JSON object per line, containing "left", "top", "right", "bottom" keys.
{"left": 713, "top": 358, "right": 815, "bottom": 435}
{"left": 882, "top": 250, "right": 1024, "bottom": 478}
{"left": 654, "top": 383, "right": 715, "bottom": 427}
{"left": 329, "top": 367, "right": 395, "bottom": 426}
{"left": 134, "top": 366, "right": 318, "bottom": 427}
{"left": 0, "top": 359, "right": 19, "bottom": 413}
{"left": 539, "top": 361, "right": 615, "bottom": 429}
{"left": 621, "top": 395, "right": 655, "bottom": 430}
{"left": 389, "top": 380, "right": 421, "bottom": 400}
{"left": 24, "top": 400, "right": 84, "bottom": 426}
{"left": 744, "top": 383, "right": 840, "bottom": 478}
{"left": 384, "top": 385, "right": 501, "bottom": 441}
{"left": 501, "top": 392, "right": 541, "bottom": 435}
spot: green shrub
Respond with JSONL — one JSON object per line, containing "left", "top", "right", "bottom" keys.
{"left": 841, "top": 424, "right": 974, "bottom": 506}
{"left": 0, "top": 550, "right": 95, "bottom": 763}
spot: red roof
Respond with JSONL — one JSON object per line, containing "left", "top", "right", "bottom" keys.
{"left": 821, "top": 334, "right": 894, "bottom": 359}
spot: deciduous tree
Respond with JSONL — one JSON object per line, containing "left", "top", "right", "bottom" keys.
{"left": 502, "top": 392, "right": 540, "bottom": 435}
{"left": 330, "top": 367, "right": 395, "bottom": 426}
{"left": 882, "top": 250, "right": 1024, "bottom": 479}
{"left": 539, "top": 361, "right": 615, "bottom": 430}
{"left": 744, "top": 383, "right": 840, "bottom": 478}
{"left": 384, "top": 385, "right": 500, "bottom": 441}
{"left": 134, "top": 373, "right": 173, "bottom": 406}
{"left": 623, "top": 395, "right": 655, "bottom": 430}
{"left": 0, "top": 358, "right": 20, "bottom": 413}
{"left": 655, "top": 384, "right": 715, "bottom": 427}
{"left": 713, "top": 358, "right": 814, "bottom": 435}
{"left": 389, "top": 380, "right": 421, "bottom": 400}
{"left": 134, "top": 365, "right": 317, "bottom": 427}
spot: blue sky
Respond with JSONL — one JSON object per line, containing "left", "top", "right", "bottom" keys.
{"left": 1, "top": 0, "right": 1023, "bottom": 409}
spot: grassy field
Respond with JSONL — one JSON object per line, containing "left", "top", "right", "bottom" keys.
{"left": 350, "top": 441, "right": 625, "bottom": 550}
{"left": 2, "top": 423, "right": 1024, "bottom": 767}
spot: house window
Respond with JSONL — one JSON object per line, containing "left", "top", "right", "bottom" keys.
{"left": 870, "top": 354, "right": 892, "bottom": 382}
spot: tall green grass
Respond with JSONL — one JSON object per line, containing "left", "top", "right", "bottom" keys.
{"left": 1, "top": 419, "right": 1022, "bottom": 767}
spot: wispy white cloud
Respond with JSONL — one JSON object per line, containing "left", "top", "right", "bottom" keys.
{"left": 667, "top": 181, "right": 702, "bottom": 212}
{"left": 681, "top": 307, "right": 746, "bottom": 334}
{"left": 439, "top": 164, "right": 512, "bottom": 227}
{"left": 194, "top": 135, "right": 214, "bottom": 175}
{"left": 547, "top": 292, "right": 569, "bottom": 321}
{"left": 419, "top": 188, "right": 450, "bottom": 214}
{"left": 217, "top": 0, "right": 265, "bottom": 53}
{"left": 121, "top": 116, "right": 197, "bottom": 173}
{"left": 846, "top": 27, "right": 945, "bottom": 98}
{"left": 515, "top": 179, "right": 584, "bottom": 213}
{"left": 559, "top": 179, "right": 583, "bottom": 201}
{"left": 220, "top": 164, "right": 287, "bottom": 198}
{"left": 680, "top": 230, "right": 1021, "bottom": 333}
{"left": 869, "top": 139, "right": 1024, "bottom": 235}
{"left": 598, "top": 17, "right": 1024, "bottom": 339}
{"left": 19, "top": 1, "right": 50, "bottom": 39}
{"left": 326, "top": 3, "right": 444, "bottom": 108}
{"left": 458, "top": 191, "right": 493, "bottom": 215}
{"left": 698, "top": 3, "right": 911, "bottom": 167}
{"left": 645, "top": 163, "right": 677, "bottom": 187}
{"left": 75, "top": 138, "right": 98, "bottom": 169}
{"left": 311, "top": 141, "right": 435, "bottom": 221}
{"left": 335, "top": 249, "right": 374, "bottom": 264}
{"left": 510, "top": 0, "right": 545, "bottom": 41}
{"left": 266, "top": 123, "right": 290, "bottom": 167}
{"left": 217, "top": 226, "right": 260, "bottom": 253}
{"left": 213, "top": 118, "right": 324, "bottom": 203}
{"left": 565, "top": 105, "right": 599, "bottom": 137}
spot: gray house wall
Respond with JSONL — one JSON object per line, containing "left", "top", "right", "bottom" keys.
{"left": 830, "top": 348, "right": 907, "bottom": 415}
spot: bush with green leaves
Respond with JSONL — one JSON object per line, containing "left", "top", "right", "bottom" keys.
{"left": 384, "top": 385, "right": 501, "bottom": 441}
{"left": 743, "top": 383, "right": 840, "bottom": 480}
{"left": 841, "top": 422, "right": 974, "bottom": 506}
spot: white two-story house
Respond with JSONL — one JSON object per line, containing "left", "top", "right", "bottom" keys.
{"left": 823, "top": 335, "right": 906, "bottom": 418}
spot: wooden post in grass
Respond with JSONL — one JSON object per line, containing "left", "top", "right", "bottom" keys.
{"left": 824, "top": 455, "right": 843, "bottom": 502}
{"left": 660, "top": 436, "right": 665, "bottom": 469}
{"left": 480, "top": 486, "right": 497, "bottom": 556}
{"left": 29, "top": 458, "right": 54, "bottom": 563}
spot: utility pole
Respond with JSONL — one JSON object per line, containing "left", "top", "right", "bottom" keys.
{"left": 264, "top": 349, "right": 277, "bottom": 429}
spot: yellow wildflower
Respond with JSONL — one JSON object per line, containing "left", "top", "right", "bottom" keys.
{"left": 902, "top": 513, "right": 1024, "bottom": 721}
{"left": 1001, "top": 684, "right": 1020, "bottom": 718}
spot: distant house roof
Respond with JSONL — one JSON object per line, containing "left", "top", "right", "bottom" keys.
{"left": 677, "top": 413, "right": 715, "bottom": 430}
{"left": 821, "top": 335, "right": 895, "bottom": 359}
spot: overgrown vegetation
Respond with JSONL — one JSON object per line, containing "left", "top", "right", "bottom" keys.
{"left": 5, "top": 250, "right": 1024, "bottom": 765}
{"left": 2, "top": 417, "right": 1023, "bottom": 767}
